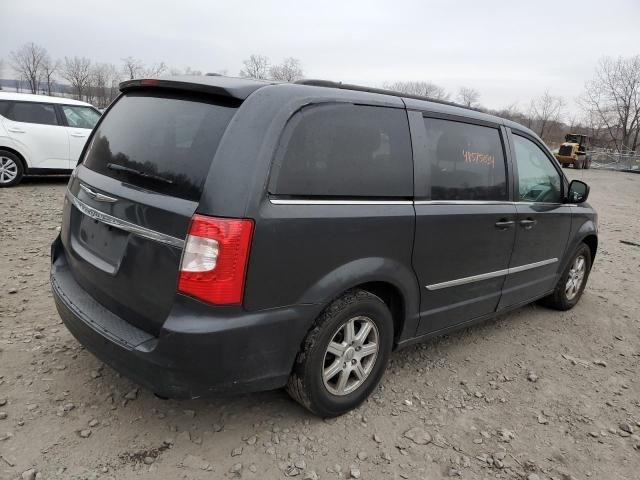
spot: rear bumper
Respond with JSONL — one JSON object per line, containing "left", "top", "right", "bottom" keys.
{"left": 50, "top": 235, "right": 319, "bottom": 398}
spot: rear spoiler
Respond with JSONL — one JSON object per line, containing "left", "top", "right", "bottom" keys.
{"left": 119, "top": 76, "right": 276, "bottom": 100}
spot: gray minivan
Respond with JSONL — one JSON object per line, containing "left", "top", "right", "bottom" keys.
{"left": 51, "top": 76, "right": 597, "bottom": 417}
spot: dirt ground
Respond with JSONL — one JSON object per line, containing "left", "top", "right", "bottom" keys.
{"left": 0, "top": 169, "right": 639, "bottom": 480}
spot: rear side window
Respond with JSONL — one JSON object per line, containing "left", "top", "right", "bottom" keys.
{"left": 82, "top": 91, "right": 238, "bottom": 201}
{"left": 0, "top": 101, "right": 59, "bottom": 126}
{"left": 423, "top": 117, "right": 507, "bottom": 201}
{"left": 270, "top": 104, "right": 413, "bottom": 197}
{"left": 62, "top": 105, "right": 101, "bottom": 129}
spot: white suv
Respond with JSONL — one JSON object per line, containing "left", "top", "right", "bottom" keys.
{"left": 0, "top": 92, "right": 101, "bottom": 187}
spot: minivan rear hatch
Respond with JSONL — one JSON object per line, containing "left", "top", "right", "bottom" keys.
{"left": 60, "top": 88, "right": 239, "bottom": 336}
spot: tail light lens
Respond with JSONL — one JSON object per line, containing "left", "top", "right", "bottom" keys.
{"left": 177, "top": 215, "right": 254, "bottom": 305}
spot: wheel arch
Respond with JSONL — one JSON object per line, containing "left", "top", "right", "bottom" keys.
{"left": 582, "top": 234, "right": 598, "bottom": 263}
{"left": 297, "top": 257, "right": 421, "bottom": 345}
{"left": 354, "top": 281, "right": 407, "bottom": 345}
{"left": 0, "top": 145, "right": 28, "bottom": 170}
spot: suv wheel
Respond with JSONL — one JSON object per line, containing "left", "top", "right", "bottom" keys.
{"left": 0, "top": 152, "right": 24, "bottom": 187}
{"left": 541, "top": 244, "right": 592, "bottom": 310}
{"left": 287, "top": 289, "right": 393, "bottom": 417}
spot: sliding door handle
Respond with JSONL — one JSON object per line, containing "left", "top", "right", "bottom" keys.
{"left": 495, "top": 219, "right": 515, "bottom": 230}
{"left": 520, "top": 218, "right": 537, "bottom": 229}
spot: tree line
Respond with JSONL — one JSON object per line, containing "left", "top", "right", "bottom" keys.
{"left": 3, "top": 43, "right": 304, "bottom": 109}
{"left": 3, "top": 42, "right": 639, "bottom": 151}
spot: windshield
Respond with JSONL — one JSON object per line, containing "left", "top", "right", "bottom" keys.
{"left": 82, "top": 91, "right": 238, "bottom": 201}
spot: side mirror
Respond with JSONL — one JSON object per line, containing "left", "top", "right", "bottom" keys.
{"left": 567, "top": 180, "right": 589, "bottom": 203}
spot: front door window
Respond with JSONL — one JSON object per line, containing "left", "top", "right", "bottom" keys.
{"left": 512, "top": 135, "right": 562, "bottom": 203}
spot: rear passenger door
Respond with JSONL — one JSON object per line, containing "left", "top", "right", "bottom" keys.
{"left": 59, "top": 105, "right": 101, "bottom": 165}
{"left": 497, "top": 130, "right": 571, "bottom": 309}
{"left": 1, "top": 101, "right": 69, "bottom": 169}
{"left": 410, "top": 112, "right": 517, "bottom": 336}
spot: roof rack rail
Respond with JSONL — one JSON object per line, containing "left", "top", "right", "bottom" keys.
{"left": 294, "top": 79, "right": 479, "bottom": 112}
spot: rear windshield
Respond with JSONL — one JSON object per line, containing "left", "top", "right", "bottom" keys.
{"left": 82, "top": 90, "right": 238, "bottom": 201}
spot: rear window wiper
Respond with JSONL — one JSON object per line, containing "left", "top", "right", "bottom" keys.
{"left": 107, "top": 163, "right": 174, "bottom": 185}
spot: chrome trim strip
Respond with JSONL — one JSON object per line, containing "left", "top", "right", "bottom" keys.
{"left": 66, "top": 191, "right": 185, "bottom": 248}
{"left": 507, "top": 257, "right": 558, "bottom": 274}
{"left": 270, "top": 198, "right": 565, "bottom": 207}
{"left": 425, "top": 258, "right": 558, "bottom": 290}
{"left": 79, "top": 184, "right": 118, "bottom": 203}
{"left": 426, "top": 268, "right": 509, "bottom": 290}
{"left": 270, "top": 198, "right": 413, "bottom": 205}
{"left": 415, "top": 200, "right": 564, "bottom": 206}
{"left": 414, "top": 200, "right": 512, "bottom": 206}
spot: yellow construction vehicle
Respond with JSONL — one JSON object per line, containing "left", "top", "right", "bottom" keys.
{"left": 555, "top": 133, "right": 591, "bottom": 169}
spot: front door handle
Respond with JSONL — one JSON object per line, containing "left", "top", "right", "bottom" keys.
{"left": 8, "top": 127, "right": 25, "bottom": 133}
{"left": 520, "top": 218, "right": 537, "bottom": 229}
{"left": 495, "top": 219, "right": 515, "bottom": 230}
{"left": 70, "top": 132, "right": 87, "bottom": 138}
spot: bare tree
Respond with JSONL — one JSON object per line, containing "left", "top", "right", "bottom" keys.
{"left": 239, "top": 54, "right": 270, "bottom": 80}
{"left": 41, "top": 56, "right": 59, "bottom": 96}
{"left": 581, "top": 55, "right": 640, "bottom": 151}
{"left": 122, "top": 56, "right": 144, "bottom": 80}
{"left": 61, "top": 56, "right": 92, "bottom": 100}
{"left": 89, "top": 63, "right": 120, "bottom": 107}
{"left": 457, "top": 86, "right": 480, "bottom": 108}
{"left": 530, "top": 91, "right": 564, "bottom": 141}
{"left": 144, "top": 62, "right": 167, "bottom": 78}
{"left": 9, "top": 42, "right": 49, "bottom": 94}
{"left": 269, "top": 57, "right": 303, "bottom": 82}
{"left": 383, "top": 81, "right": 450, "bottom": 101}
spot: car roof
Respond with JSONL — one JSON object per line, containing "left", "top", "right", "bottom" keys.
{"left": 120, "top": 75, "right": 538, "bottom": 138}
{"left": 0, "top": 91, "right": 95, "bottom": 107}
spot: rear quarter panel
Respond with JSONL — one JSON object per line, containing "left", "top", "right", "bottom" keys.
{"left": 0, "top": 116, "right": 29, "bottom": 166}
{"left": 245, "top": 200, "right": 419, "bottom": 316}
{"left": 198, "top": 85, "right": 421, "bottom": 339}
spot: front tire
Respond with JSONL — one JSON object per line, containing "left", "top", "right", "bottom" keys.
{"left": 541, "top": 244, "right": 592, "bottom": 310}
{"left": 287, "top": 289, "right": 393, "bottom": 417}
{"left": 0, "top": 152, "right": 24, "bottom": 187}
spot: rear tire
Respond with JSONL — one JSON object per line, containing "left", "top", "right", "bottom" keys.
{"left": 574, "top": 157, "right": 583, "bottom": 169}
{"left": 0, "top": 151, "right": 24, "bottom": 187}
{"left": 540, "top": 244, "right": 591, "bottom": 310}
{"left": 287, "top": 289, "right": 393, "bottom": 417}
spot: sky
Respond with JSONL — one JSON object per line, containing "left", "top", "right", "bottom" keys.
{"left": 1, "top": 0, "right": 639, "bottom": 115}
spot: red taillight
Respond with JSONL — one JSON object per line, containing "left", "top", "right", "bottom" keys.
{"left": 177, "top": 215, "right": 254, "bottom": 305}
{"left": 140, "top": 79, "right": 161, "bottom": 86}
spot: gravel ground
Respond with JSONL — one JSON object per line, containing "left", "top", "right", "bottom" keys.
{"left": 1, "top": 169, "right": 639, "bottom": 480}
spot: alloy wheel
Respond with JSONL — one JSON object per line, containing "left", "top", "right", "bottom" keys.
{"left": 322, "top": 316, "right": 379, "bottom": 396}
{"left": 0, "top": 156, "right": 18, "bottom": 184}
{"left": 565, "top": 255, "right": 586, "bottom": 300}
